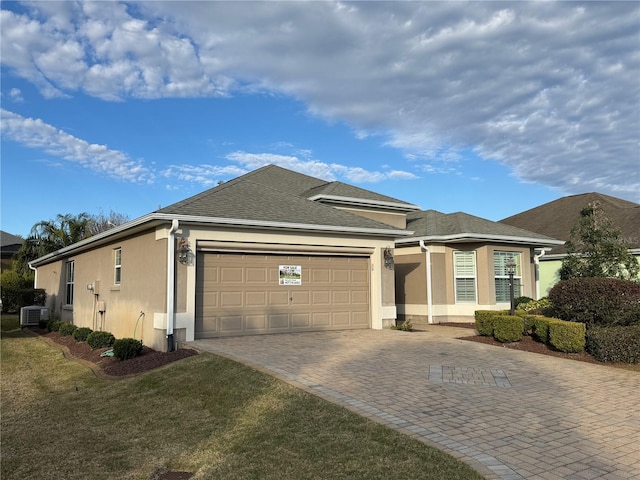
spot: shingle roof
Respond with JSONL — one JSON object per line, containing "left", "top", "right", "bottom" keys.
{"left": 402, "top": 210, "right": 562, "bottom": 246}
{"left": 157, "top": 165, "right": 409, "bottom": 233}
{"left": 500, "top": 193, "right": 640, "bottom": 254}
{"left": 0, "top": 231, "right": 23, "bottom": 248}
{"left": 303, "top": 181, "right": 418, "bottom": 209}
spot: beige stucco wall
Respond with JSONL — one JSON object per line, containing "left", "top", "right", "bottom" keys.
{"left": 395, "top": 243, "right": 538, "bottom": 324}
{"left": 36, "top": 229, "right": 169, "bottom": 350}
{"left": 334, "top": 206, "right": 407, "bottom": 229}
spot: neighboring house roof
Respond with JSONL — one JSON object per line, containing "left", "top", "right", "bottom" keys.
{"left": 397, "top": 210, "right": 564, "bottom": 248}
{"left": 500, "top": 192, "right": 640, "bottom": 255}
{"left": 1, "top": 230, "right": 23, "bottom": 258}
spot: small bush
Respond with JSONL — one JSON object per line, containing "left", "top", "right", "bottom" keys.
{"left": 58, "top": 322, "right": 77, "bottom": 337}
{"left": 73, "top": 327, "right": 93, "bottom": 342}
{"left": 87, "top": 331, "right": 115, "bottom": 349}
{"left": 548, "top": 320, "right": 586, "bottom": 353}
{"left": 514, "top": 296, "right": 533, "bottom": 308}
{"left": 586, "top": 326, "right": 640, "bottom": 363}
{"left": 113, "top": 338, "right": 143, "bottom": 360}
{"left": 527, "top": 315, "right": 551, "bottom": 343}
{"left": 493, "top": 315, "right": 524, "bottom": 343}
{"left": 47, "top": 319, "right": 62, "bottom": 332}
{"left": 390, "top": 320, "right": 413, "bottom": 331}
{"left": 519, "top": 298, "right": 552, "bottom": 315}
{"left": 549, "top": 278, "right": 640, "bottom": 327}
{"left": 475, "top": 311, "right": 495, "bottom": 336}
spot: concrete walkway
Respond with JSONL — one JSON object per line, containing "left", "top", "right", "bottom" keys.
{"left": 190, "top": 327, "right": 640, "bottom": 480}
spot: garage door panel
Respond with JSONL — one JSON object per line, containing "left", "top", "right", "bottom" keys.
{"left": 291, "top": 313, "right": 310, "bottom": 328}
{"left": 246, "top": 291, "right": 267, "bottom": 306}
{"left": 332, "top": 291, "right": 350, "bottom": 304}
{"left": 220, "top": 292, "right": 243, "bottom": 307}
{"left": 312, "top": 312, "right": 331, "bottom": 327}
{"left": 269, "top": 291, "right": 289, "bottom": 306}
{"left": 269, "top": 314, "right": 289, "bottom": 329}
{"left": 196, "top": 252, "right": 370, "bottom": 338}
{"left": 245, "top": 315, "right": 267, "bottom": 331}
{"left": 220, "top": 315, "right": 243, "bottom": 332}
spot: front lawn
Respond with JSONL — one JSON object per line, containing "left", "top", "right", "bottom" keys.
{"left": 1, "top": 320, "right": 483, "bottom": 480}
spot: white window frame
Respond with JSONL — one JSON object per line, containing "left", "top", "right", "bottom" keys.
{"left": 65, "top": 260, "right": 74, "bottom": 305}
{"left": 494, "top": 251, "right": 522, "bottom": 303}
{"left": 454, "top": 251, "right": 477, "bottom": 303}
{"left": 114, "top": 248, "right": 122, "bottom": 285}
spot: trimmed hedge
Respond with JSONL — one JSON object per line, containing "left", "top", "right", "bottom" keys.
{"left": 527, "top": 315, "right": 551, "bottom": 343}
{"left": 73, "top": 327, "right": 93, "bottom": 342}
{"left": 58, "top": 322, "right": 77, "bottom": 337}
{"left": 474, "top": 311, "right": 496, "bottom": 336}
{"left": 549, "top": 277, "right": 640, "bottom": 327}
{"left": 586, "top": 326, "right": 640, "bottom": 364}
{"left": 87, "top": 331, "right": 115, "bottom": 349}
{"left": 548, "top": 320, "right": 586, "bottom": 353}
{"left": 493, "top": 315, "right": 523, "bottom": 343}
{"left": 113, "top": 338, "right": 143, "bottom": 360}
{"left": 47, "top": 319, "right": 62, "bottom": 332}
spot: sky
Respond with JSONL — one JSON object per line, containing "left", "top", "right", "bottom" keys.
{"left": 1, "top": 1, "right": 639, "bottom": 238}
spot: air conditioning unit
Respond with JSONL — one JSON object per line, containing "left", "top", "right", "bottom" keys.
{"left": 20, "top": 306, "right": 49, "bottom": 327}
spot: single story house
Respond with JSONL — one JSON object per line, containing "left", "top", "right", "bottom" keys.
{"left": 31, "top": 165, "right": 563, "bottom": 351}
{"left": 394, "top": 210, "right": 563, "bottom": 326}
{"left": 500, "top": 192, "right": 640, "bottom": 296}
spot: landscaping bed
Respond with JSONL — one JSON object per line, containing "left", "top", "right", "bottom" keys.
{"left": 32, "top": 328, "right": 198, "bottom": 376}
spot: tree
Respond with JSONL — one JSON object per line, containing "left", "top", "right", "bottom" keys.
{"left": 13, "top": 211, "right": 131, "bottom": 275}
{"left": 559, "top": 201, "right": 639, "bottom": 281}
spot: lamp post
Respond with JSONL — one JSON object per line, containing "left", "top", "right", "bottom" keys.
{"left": 505, "top": 258, "right": 516, "bottom": 316}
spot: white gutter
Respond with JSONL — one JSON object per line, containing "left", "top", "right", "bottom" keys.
{"left": 419, "top": 240, "right": 434, "bottom": 324}
{"left": 396, "top": 233, "right": 564, "bottom": 247}
{"left": 166, "top": 219, "right": 179, "bottom": 352}
{"left": 533, "top": 248, "right": 547, "bottom": 300}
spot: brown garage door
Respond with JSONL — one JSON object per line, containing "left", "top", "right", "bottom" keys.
{"left": 196, "top": 252, "right": 370, "bottom": 338}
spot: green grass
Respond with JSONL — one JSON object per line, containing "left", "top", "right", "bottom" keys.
{"left": 1, "top": 324, "right": 484, "bottom": 480}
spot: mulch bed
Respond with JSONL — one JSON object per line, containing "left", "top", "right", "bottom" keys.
{"left": 434, "top": 322, "right": 601, "bottom": 364}
{"left": 31, "top": 328, "right": 198, "bottom": 377}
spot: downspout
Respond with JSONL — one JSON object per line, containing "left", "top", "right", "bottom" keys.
{"left": 533, "top": 248, "right": 546, "bottom": 300}
{"left": 166, "top": 219, "right": 179, "bottom": 352}
{"left": 419, "top": 240, "right": 434, "bottom": 324}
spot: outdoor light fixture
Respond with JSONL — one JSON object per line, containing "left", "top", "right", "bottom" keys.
{"left": 177, "top": 237, "right": 191, "bottom": 264}
{"left": 383, "top": 247, "right": 394, "bottom": 270}
{"left": 505, "top": 258, "right": 516, "bottom": 316}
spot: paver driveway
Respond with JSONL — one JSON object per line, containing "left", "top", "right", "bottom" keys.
{"left": 191, "top": 326, "right": 640, "bottom": 480}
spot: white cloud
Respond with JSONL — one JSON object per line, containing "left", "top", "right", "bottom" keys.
{"left": 9, "top": 88, "right": 23, "bottom": 102}
{"left": 1, "top": 2, "right": 638, "bottom": 199}
{"left": 161, "top": 164, "right": 246, "bottom": 186}
{"left": 226, "top": 150, "right": 417, "bottom": 184}
{"left": 0, "top": 109, "right": 153, "bottom": 183}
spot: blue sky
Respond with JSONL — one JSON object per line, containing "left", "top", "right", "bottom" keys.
{"left": 2, "top": 1, "right": 639, "bottom": 238}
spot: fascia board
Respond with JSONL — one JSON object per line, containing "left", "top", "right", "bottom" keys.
{"left": 395, "top": 233, "right": 565, "bottom": 247}
{"left": 30, "top": 213, "right": 414, "bottom": 267}
{"left": 307, "top": 194, "right": 421, "bottom": 212}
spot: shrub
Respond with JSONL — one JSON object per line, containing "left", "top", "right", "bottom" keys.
{"left": 493, "top": 315, "right": 524, "bottom": 343}
{"left": 87, "top": 331, "right": 115, "bottom": 349}
{"left": 527, "top": 315, "right": 551, "bottom": 343}
{"left": 47, "top": 319, "right": 62, "bottom": 332}
{"left": 549, "top": 278, "right": 640, "bottom": 327}
{"left": 58, "top": 322, "right": 77, "bottom": 337}
{"left": 514, "top": 296, "right": 533, "bottom": 308}
{"left": 548, "top": 320, "right": 586, "bottom": 353}
{"left": 519, "top": 298, "right": 552, "bottom": 314}
{"left": 73, "top": 327, "right": 93, "bottom": 342}
{"left": 586, "top": 326, "right": 640, "bottom": 364}
{"left": 113, "top": 338, "right": 143, "bottom": 360}
{"left": 475, "top": 311, "right": 495, "bottom": 336}
{"left": 390, "top": 320, "right": 413, "bottom": 331}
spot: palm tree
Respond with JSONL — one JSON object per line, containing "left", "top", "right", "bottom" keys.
{"left": 14, "top": 213, "right": 93, "bottom": 275}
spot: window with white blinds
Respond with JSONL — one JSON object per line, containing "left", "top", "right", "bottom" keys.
{"left": 494, "top": 251, "right": 522, "bottom": 302}
{"left": 454, "top": 251, "right": 477, "bottom": 303}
